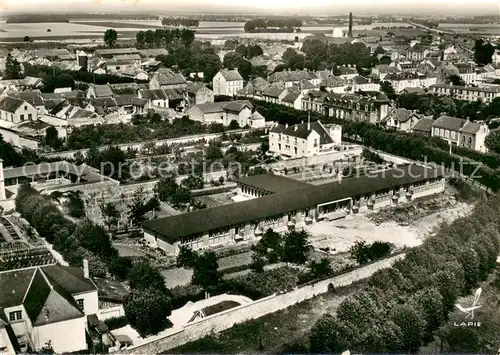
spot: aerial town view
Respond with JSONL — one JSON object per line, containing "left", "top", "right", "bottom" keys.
{"left": 0, "top": 0, "right": 500, "bottom": 353}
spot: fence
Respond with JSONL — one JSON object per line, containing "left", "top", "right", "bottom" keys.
{"left": 122, "top": 253, "right": 404, "bottom": 354}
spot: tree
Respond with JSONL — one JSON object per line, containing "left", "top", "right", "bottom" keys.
{"left": 228, "top": 120, "right": 240, "bottom": 130}
{"left": 43, "top": 126, "right": 62, "bottom": 150}
{"left": 100, "top": 202, "right": 120, "bottom": 233}
{"left": 104, "top": 29, "right": 118, "bottom": 48}
{"left": 379, "top": 81, "right": 397, "bottom": 100}
{"left": 379, "top": 55, "right": 392, "bottom": 65}
{"left": 250, "top": 254, "right": 266, "bottom": 272}
{"left": 485, "top": 131, "right": 500, "bottom": 154}
{"left": 473, "top": 39, "right": 494, "bottom": 65}
{"left": 155, "top": 176, "right": 178, "bottom": 202}
{"left": 349, "top": 240, "right": 370, "bottom": 264}
{"left": 4, "top": 54, "right": 23, "bottom": 80}
{"left": 73, "top": 220, "right": 112, "bottom": 256}
{"left": 127, "top": 188, "right": 148, "bottom": 226}
{"left": 308, "top": 258, "right": 333, "bottom": 279}
{"left": 192, "top": 251, "right": 221, "bottom": 289}
{"left": 124, "top": 288, "right": 173, "bottom": 337}
{"left": 65, "top": 190, "right": 85, "bottom": 218}
{"left": 282, "top": 229, "right": 311, "bottom": 264}
{"left": 177, "top": 245, "right": 198, "bottom": 268}
{"left": 390, "top": 304, "right": 425, "bottom": 352}
{"left": 128, "top": 259, "right": 168, "bottom": 294}
{"left": 447, "top": 74, "right": 466, "bottom": 86}
{"left": 181, "top": 173, "right": 204, "bottom": 190}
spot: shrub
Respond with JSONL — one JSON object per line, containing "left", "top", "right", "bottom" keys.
{"left": 104, "top": 316, "right": 128, "bottom": 330}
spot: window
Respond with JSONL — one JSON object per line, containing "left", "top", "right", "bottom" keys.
{"left": 451, "top": 131, "right": 456, "bottom": 140}
{"left": 28, "top": 114, "right": 32, "bottom": 120}
{"left": 20, "top": 114, "right": 24, "bottom": 121}
{"left": 24, "top": 106, "right": 27, "bottom": 111}
{"left": 9, "top": 311, "right": 22, "bottom": 321}
{"left": 76, "top": 299, "right": 84, "bottom": 311}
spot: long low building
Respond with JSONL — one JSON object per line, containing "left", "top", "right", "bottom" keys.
{"left": 142, "top": 165, "right": 445, "bottom": 255}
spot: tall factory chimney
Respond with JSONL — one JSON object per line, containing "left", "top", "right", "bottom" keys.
{"left": 348, "top": 12, "right": 353, "bottom": 38}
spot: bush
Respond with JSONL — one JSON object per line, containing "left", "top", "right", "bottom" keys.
{"left": 104, "top": 316, "right": 128, "bottom": 330}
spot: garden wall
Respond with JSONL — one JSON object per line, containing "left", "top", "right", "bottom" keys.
{"left": 122, "top": 253, "right": 404, "bottom": 354}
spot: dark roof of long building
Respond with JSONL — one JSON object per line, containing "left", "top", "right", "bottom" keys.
{"left": 236, "top": 174, "right": 311, "bottom": 194}
{"left": 143, "top": 164, "right": 443, "bottom": 243}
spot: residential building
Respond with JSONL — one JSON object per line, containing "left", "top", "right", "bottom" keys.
{"left": 247, "top": 111, "right": 266, "bottom": 129}
{"left": 142, "top": 165, "right": 445, "bottom": 255}
{"left": 431, "top": 115, "right": 489, "bottom": 152}
{"left": 281, "top": 91, "right": 303, "bottom": 110}
{"left": 149, "top": 69, "right": 187, "bottom": 90}
{"left": 8, "top": 90, "right": 45, "bottom": 118}
{"left": 337, "top": 65, "right": 359, "bottom": 80}
{"left": 0, "top": 96, "right": 37, "bottom": 124}
{"left": 212, "top": 69, "right": 244, "bottom": 96}
{"left": 0, "top": 262, "right": 98, "bottom": 353}
{"left": 261, "top": 86, "right": 288, "bottom": 104}
{"left": 94, "top": 47, "right": 139, "bottom": 59}
{"left": 303, "top": 90, "right": 390, "bottom": 124}
{"left": 384, "top": 72, "right": 437, "bottom": 92}
{"left": 138, "top": 89, "right": 169, "bottom": 108}
{"left": 405, "top": 45, "right": 430, "bottom": 61}
{"left": 411, "top": 117, "right": 434, "bottom": 135}
{"left": 382, "top": 108, "right": 424, "bottom": 132}
{"left": 187, "top": 100, "right": 254, "bottom": 126}
{"left": 443, "top": 46, "right": 459, "bottom": 61}
{"left": 185, "top": 83, "right": 214, "bottom": 109}
{"left": 429, "top": 84, "right": 500, "bottom": 103}
{"left": 222, "top": 101, "right": 253, "bottom": 127}
{"left": 268, "top": 69, "right": 321, "bottom": 88}
{"left": 86, "top": 85, "right": 114, "bottom": 100}
{"left": 269, "top": 120, "right": 341, "bottom": 158}
{"left": 454, "top": 62, "right": 477, "bottom": 84}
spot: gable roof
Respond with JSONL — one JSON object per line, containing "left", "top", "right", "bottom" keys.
{"left": 412, "top": 117, "right": 434, "bottom": 133}
{"left": 218, "top": 69, "right": 243, "bottom": 81}
{"left": 271, "top": 120, "right": 333, "bottom": 145}
{"left": 139, "top": 89, "right": 168, "bottom": 100}
{"left": 432, "top": 115, "right": 465, "bottom": 131}
{"left": 460, "top": 121, "right": 483, "bottom": 134}
{"left": 187, "top": 82, "right": 208, "bottom": 94}
{"left": 282, "top": 91, "right": 301, "bottom": 103}
{"left": 138, "top": 48, "right": 169, "bottom": 58}
{"left": 91, "top": 85, "right": 113, "bottom": 98}
{"left": 0, "top": 96, "right": 26, "bottom": 113}
{"left": 262, "top": 86, "right": 286, "bottom": 98}
{"left": 222, "top": 100, "right": 253, "bottom": 112}
{"left": 153, "top": 69, "right": 186, "bottom": 86}
{"left": 13, "top": 90, "right": 44, "bottom": 107}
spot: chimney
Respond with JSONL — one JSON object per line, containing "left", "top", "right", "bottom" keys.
{"left": 348, "top": 12, "right": 353, "bottom": 38}
{"left": 307, "top": 110, "right": 311, "bottom": 130}
{"left": 285, "top": 123, "right": 288, "bottom": 129}
{"left": 0, "top": 159, "right": 4, "bottom": 201}
{"left": 83, "top": 259, "right": 89, "bottom": 279}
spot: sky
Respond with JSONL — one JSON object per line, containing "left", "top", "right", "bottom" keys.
{"left": 1, "top": 0, "right": 499, "bottom": 16}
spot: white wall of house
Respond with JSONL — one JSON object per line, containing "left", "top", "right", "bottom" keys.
{"left": 0, "top": 102, "right": 37, "bottom": 124}
{"left": 73, "top": 290, "right": 99, "bottom": 316}
{"left": 32, "top": 317, "right": 87, "bottom": 353}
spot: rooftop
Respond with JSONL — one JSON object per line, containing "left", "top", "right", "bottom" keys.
{"left": 143, "top": 165, "right": 443, "bottom": 243}
{"left": 235, "top": 174, "right": 311, "bottom": 194}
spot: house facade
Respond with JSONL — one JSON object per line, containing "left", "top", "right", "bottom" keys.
{"left": 431, "top": 115, "right": 489, "bottom": 152}
{"left": 186, "top": 83, "right": 214, "bottom": 109}
{"left": 0, "top": 263, "right": 98, "bottom": 353}
{"left": 269, "top": 121, "right": 341, "bottom": 158}
{"left": 383, "top": 108, "right": 423, "bottom": 132}
{"left": 429, "top": 84, "right": 500, "bottom": 103}
{"left": 212, "top": 69, "right": 244, "bottom": 96}
{"left": 0, "top": 96, "right": 37, "bottom": 124}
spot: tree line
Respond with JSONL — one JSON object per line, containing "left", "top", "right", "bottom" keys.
{"left": 309, "top": 191, "right": 500, "bottom": 353}
{"left": 161, "top": 18, "right": 199, "bottom": 27}
{"left": 244, "top": 18, "right": 302, "bottom": 32}
{"left": 135, "top": 28, "right": 195, "bottom": 48}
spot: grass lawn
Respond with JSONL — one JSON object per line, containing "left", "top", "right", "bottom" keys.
{"left": 167, "top": 281, "right": 364, "bottom": 354}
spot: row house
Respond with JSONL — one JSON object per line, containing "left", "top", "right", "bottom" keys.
{"left": 431, "top": 115, "right": 489, "bottom": 152}
{"left": 268, "top": 69, "right": 321, "bottom": 88}
{"left": 212, "top": 69, "right": 244, "bottom": 96}
{"left": 384, "top": 72, "right": 437, "bottom": 92}
{"left": 302, "top": 90, "right": 390, "bottom": 124}
{"left": 429, "top": 84, "right": 500, "bottom": 103}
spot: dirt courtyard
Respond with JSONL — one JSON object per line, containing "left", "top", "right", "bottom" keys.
{"left": 305, "top": 197, "right": 473, "bottom": 254}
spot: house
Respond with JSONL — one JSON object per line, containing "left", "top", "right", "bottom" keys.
{"left": 384, "top": 72, "right": 437, "bottom": 92}
{"left": 269, "top": 120, "right": 341, "bottom": 158}
{"left": 247, "top": 111, "right": 266, "bottom": 129}
{"left": 237, "top": 77, "right": 269, "bottom": 98}
{"left": 94, "top": 47, "right": 139, "bottom": 59}
{"left": 138, "top": 89, "right": 169, "bottom": 108}
{"left": 186, "top": 102, "right": 224, "bottom": 124}
{"left": 104, "top": 59, "right": 135, "bottom": 74}
{"left": 0, "top": 77, "right": 43, "bottom": 91}
{"left": 454, "top": 62, "right": 477, "bottom": 84}
{"left": 150, "top": 69, "right": 186, "bottom": 90}
{"left": 9, "top": 90, "right": 45, "bottom": 118}
{"left": 431, "top": 115, "right": 489, "bottom": 152}
{"left": 261, "top": 86, "right": 288, "bottom": 104}
{"left": 382, "top": 108, "right": 423, "bottom": 132}
{"left": 405, "top": 45, "right": 430, "bottom": 61}
{"left": 268, "top": 69, "right": 321, "bottom": 88}
{"left": 282, "top": 91, "right": 303, "bottom": 110}
{"left": 0, "top": 96, "right": 37, "bottom": 124}
{"left": 411, "top": 117, "right": 434, "bottom": 135}
{"left": 443, "top": 46, "right": 459, "bottom": 61}
{"left": 429, "top": 84, "right": 500, "bottom": 103}
{"left": 0, "top": 262, "right": 98, "bottom": 353}
{"left": 186, "top": 82, "right": 214, "bottom": 109}
{"left": 87, "top": 85, "right": 114, "bottom": 100}
{"left": 337, "top": 65, "right": 359, "bottom": 80}
{"left": 212, "top": 69, "right": 244, "bottom": 96}
{"left": 401, "top": 87, "right": 426, "bottom": 95}
{"left": 303, "top": 90, "right": 390, "bottom": 124}
{"left": 222, "top": 100, "right": 253, "bottom": 127}
{"left": 371, "top": 64, "right": 401, "bottom": 81}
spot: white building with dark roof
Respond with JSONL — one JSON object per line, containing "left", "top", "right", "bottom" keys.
{"left": 150, "top": 69, "right": 186, "bottom": 90}
{"left": 0, "top": 96, "right": 37, "bottom": 124}
{"left": 431, "top": 115, "right": 489, "bottom": 152}
{"left": 430, "top": 84, "right": 500, "bottom": 103}
{"left": 212, "top": 69, "right": 244, "bottom": 96}
{"left": 0, "top": 263, "right": 97, "bottom": 353}
{"left": 269, "top": 120, "right": 341, "bottom": 158}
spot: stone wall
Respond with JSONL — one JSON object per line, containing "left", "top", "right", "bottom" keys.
{"left": 122, "top": 253, "right": 405, "bottom": 354}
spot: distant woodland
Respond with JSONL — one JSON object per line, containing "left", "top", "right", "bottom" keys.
{"left": 6, "top": 13, "right": 160, "bottom": 23}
